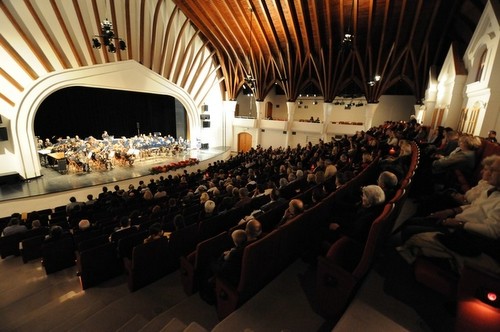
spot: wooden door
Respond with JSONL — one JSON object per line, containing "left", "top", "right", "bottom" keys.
{"left": 238, "top": 132, "right": 252, "bottom": 152}
{"left": 266, "top": 101, "right": 273, "bottom": 119}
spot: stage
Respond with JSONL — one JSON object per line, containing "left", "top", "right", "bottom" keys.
{"left": 0, "top": 146, "right": 230, "bottom": 208}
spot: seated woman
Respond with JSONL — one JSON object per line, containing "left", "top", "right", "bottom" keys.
{"left": 397, "top": 156, "right": 500, "bottom": 276}
{"left": 378, "top": 139, "right": 412, "bottom": 180}
{"left": 431, "top": 135, "right": 479, "bottom": 181}
{"left": 323, "top": 185, "right": 386, "bottom": 245}
{"left": 415, "top": 155, "right": 496, "bottom": 216}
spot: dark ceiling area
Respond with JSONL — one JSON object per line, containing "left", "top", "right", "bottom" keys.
{"left": 174, "top": 0, "right": 487, "bottom": 102}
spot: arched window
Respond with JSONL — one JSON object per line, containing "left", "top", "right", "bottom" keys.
{"left": 475, "top": 48, "right": 487, "bottom": 82}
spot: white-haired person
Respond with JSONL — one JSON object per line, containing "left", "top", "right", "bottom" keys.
{"left": 397, "top": 155, "right": 500, "bottom": 275}
{"left": 323, "top": 185, "right": 386, "bottom": 245}
{"left": 199, "top": 199, "right": 216, "bottom": 221}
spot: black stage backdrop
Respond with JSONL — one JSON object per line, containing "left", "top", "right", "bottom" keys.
{"left": 35, "top": 86, "right": 180, "bottom": 141}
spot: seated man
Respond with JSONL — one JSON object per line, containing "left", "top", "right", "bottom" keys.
{"left": 144, "top": 222, "right": 164, "bottom": 244}
{"left": 109, "top": 216, "right": 138, "bottom": 242}
{"left": 397, "top": 155, "right": 500, "bottom": 275}
{"left": 213, "top": 229, "right": 247, "bottom": 286}
{"left": 1, "top": 217, "right": 27, "bottom": 237}
{"left": 277, "top": 199, "right": 304, "bottom": 227}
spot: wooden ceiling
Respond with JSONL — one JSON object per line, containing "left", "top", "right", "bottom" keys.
{"left": 173, "top": 0, "right": 487, "bottom": 102}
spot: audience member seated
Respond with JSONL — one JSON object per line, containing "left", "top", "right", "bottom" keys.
{"left": 212, "top": 229, "right": 247, "bottom": 287}
{"left": 199, "top": 200, "right": 216, "bottom": 221}
{"left": 109, "top": 216, "right": 138, "bottom": 242}
{"left": 322, "top": 185, "right": 386, "bottom": 246}
{"left": 431, "top": 135, "right": 480, "bottom": 186}
{"left": 378, "top": 140, "right": 412, "bottom": 181}
{"left": 144, "top": 222, "right": 165, "bottom": 244}
{"left": 415, "top": 155, "right": 496, "bottom": 217}
{"left": 1, "top": 217, "right": 27, "bottom": 237}
{"left": 259, "top": 189, "right": 286, "bottom": 213}
{"left": 277, "top": 199, "right": 304, "bottom": 227}
{"left": 233, "top": 187, "right": 252, "bottom": 209}
{"left": 66, "top": 196, "right": 84, "bottom": 214}
{"left": 44, "top": 225, "right": 68, "bottom": 243}
{"left": 397, "top": 155, "right": 500, "bottom": 276}
{"left": 486, "top": 130, "right": 497, "bottom": 144}
{"left": 245, "top": 219, "right": 263, "bottom": 243}
{"left": 377, "top": 171, "right": 399, "bottom": 202}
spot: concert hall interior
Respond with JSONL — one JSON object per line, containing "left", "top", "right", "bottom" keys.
{"left": 1, "top": 1, "right": 500, "bottom": 332}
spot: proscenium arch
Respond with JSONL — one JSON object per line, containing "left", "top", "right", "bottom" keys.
{"left": 15, "top": 60, "right": 200, "bottom": 179}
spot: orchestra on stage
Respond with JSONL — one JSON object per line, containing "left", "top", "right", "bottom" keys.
{"left": 37, "top": 132, "right": 191, "bottom": 174}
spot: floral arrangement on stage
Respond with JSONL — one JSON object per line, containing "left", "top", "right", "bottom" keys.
{"left": 150, "top": 158, "right": 199, "bottom": 174}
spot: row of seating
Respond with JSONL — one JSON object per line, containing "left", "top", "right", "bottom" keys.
{"left": 210, "top": 150, "right": 393, "bottom": 319}
{"left": 314, "top": 141, "right": 419, "bottom": 320}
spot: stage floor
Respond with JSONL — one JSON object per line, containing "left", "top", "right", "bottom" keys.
{"left": 0, "top": 147, "right": 229, "bottom": 203}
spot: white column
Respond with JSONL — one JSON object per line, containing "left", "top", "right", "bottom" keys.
{"left": 322, "top": 102, "right": 333, "bottom": 141}
{"left": 365, "top": 103, "right": 379, "bottom": 131}
{"left": 255, "top": 101, "right": 264, "bottom": 146}
{"left": 286, "top": 102, "right": 296, "bottom": 147}
{"left": 223, "top": 100, "right": 237, "bottom": 151}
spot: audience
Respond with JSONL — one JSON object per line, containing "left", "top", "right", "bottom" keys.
{"left": 1, "top": 217, "right": 27, "bottom": 237}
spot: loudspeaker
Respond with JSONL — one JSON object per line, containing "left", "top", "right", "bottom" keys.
{"left": 0, "top": 127, "right": 8, "bottom": 141}
{"left": 201, "top": 143, "right": 209, "bottom": 150}
{"left": 202, "top": 121, "right": 210, "bottom": 128}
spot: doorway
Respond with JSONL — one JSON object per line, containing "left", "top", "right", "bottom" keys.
{"left": 238, "top": 132, "right": 252, "bottom": 152}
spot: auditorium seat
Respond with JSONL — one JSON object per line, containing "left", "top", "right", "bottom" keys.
{"left": 215, "top": 228, "right": 282, "bottom": 320}
{"left": 0, "top": 232, "right": 26, "bottom": 259}
{"left": 168, "top": 223, "right": 199, "bottom": 259}
{"left": 316, "top": 203, "right": 397, "bottom": 320}
{"left": 41, "top": 236, "right": 76, "bottom": 274}
{"left": 125, "top": 237, "right": 175, "bottom": 292}
{"left": 117, "top": 230, "right": 148, "bottom": 260}
{"left": 78, "top": 242, "right": 123, "bottom": 289}
{"left": 179, "top": 231, "right": 233, "bottom": 295}
{"left": 21, "top": 235, "right": 46, "bottom": 263}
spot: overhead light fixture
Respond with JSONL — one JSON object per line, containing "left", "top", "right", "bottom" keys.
{"left": 374, "top": 75, "right": 381, "bottom": 81}
{"left": 244, "top": 5, "right": 256, "bottom": 91}
{"left": 342, "top": 0, "right": 355, "bottom": 49}
{"left": 92, "top": 18, "right": 126, "bottom": 53}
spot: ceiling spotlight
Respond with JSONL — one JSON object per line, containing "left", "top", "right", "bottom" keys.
{"left": 92, "top": 38, "right": 101, "bottom": 49}
{"left": 368, "top": 81, "right": 375, "bottom": 86}
{"left": 374, "top": 75, "right": 381, "bottom": 81}
{"left": 92, "top": 18, "right": 126, "bottom": 53}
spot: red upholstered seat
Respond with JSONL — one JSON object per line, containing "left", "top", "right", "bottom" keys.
{"left": 316, "top": 203, "right": 397, "bottom": 320}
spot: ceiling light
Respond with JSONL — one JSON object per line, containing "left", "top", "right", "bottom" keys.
{"left": 374, "top": 75, "right": 381, "bottom": 81}
{"left": 92, "top": 18, "right": 126, "bottom": 53}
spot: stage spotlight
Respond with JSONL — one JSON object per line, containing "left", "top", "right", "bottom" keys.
{"left": 92, "top": 38, "right": 101, "bottom": 49}
{"left": 92, "top": 18, "right": 126, "bottom": 53}
{"left": 108, "top": 43, "right": 116, "bottom": 53}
